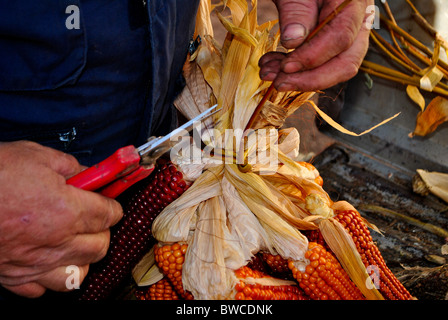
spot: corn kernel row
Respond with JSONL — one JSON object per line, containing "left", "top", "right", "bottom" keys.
{"left": 289, "top": 242, "right": 365, "bottom": 300}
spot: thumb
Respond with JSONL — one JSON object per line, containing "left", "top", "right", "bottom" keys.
{"left": 273, "top": 0, "right": 320, "bottom": 49}
{"left": 22, "top": 141, "right": 84, "bottom": 178}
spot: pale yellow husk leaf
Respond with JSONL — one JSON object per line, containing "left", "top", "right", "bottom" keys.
{"left": 182, "top": 196, "right": 242, "bottom": 300}
{"left": 415, "top": 169, "right": 448, "bottom": 203}
{"left": 132, "top": 248, "right": 164, "bottom": 287}
{"left": 309, "top": 100, "right": 401, "bottom": 136}
{"left": 221, "top": 176, "right": 271, "bottom": 258}
{"left": 152, "top": 165, "right": 223, "bottom": 243}
{"left": 224, "top": 164, "right": 309, "bottom": 260}
{"left": 406, "top": 85, "right": 426, "bottom": 111}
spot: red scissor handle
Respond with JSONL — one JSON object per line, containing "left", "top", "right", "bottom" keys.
{"left": 98, "top": 165, "right": 154, "bottom": 198}
{"left": 66, "top": 145, "right": 143, "bottom": 196}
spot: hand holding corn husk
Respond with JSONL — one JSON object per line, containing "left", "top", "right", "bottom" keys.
{"left": 259, "top": 0, "right": 374, "bottom": 92}
{"left": 131, "top": 0, "right": 413, "bottom": 301}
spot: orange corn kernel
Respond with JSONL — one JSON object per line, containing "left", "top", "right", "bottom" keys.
{"left": 154, "top": 242, "right": 194, "bottom": 300}
{"left": 297, "top": 161, "right": 323, "bottom": 186}
{"left": 234, "top": 266, "right": 308, "bottom": 300}
{"left": 135, "top": 278, "right": 179, "bottom": 300}
{"left": 289, "top": 242, "right": 365, "bottom": 300}
{"left": 334, "top": 210, "right": 413, "bottom": 300}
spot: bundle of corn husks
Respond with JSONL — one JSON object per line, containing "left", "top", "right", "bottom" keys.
{"left": 131, "top": 0, "right": 414, "bottom": 301}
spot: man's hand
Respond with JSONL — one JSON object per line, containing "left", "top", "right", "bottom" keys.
{"left": 0, "top": 141, "right": 123, "bottom": 298}
{"left": 259, "top": 0, "right": 374, "bottom": 92}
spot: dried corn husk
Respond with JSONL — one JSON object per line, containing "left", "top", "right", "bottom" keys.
{"left": 132, "top": 248, "right": 164, "bottom": 287}
{"left": 319, "top": 217, "right": 384, "bottom": 300}
{"left": 221, "top": 176, "right": 270, "bottom": 257}
{"left": 182, "top": 196, "right": 242, "bottom": 299}
{"left": 277, "top": 127, "right": 301, "bottom": 160}
{"left": 134, "top": 0, "right": 388, "bottom": 300}
{"left": 413, "top": 169, "right": 448, "bottom": 203}
{"left": 411, "top": 96, "right": 448, "bottom": 137}
{"left": 406, "top": 85, "right": 426, "bottom": 111}
{"left": 152, "top": 165, "right": 223, "bottom": 243}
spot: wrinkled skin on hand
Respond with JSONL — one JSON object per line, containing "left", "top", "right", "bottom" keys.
{"left": 0, "top": 141, "right": 123, "bottom": 298}
{"left": 259, "top": 0, "right": 374, "bottom": 91}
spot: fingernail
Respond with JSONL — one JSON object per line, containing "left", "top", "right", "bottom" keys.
{"left": 282, "top": 23, "right": 306, "bottom": 41}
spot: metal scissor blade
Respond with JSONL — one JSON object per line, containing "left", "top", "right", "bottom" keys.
{"left": 137, "top": 104, "right": 220, "bottom": 161}
{"left": 175, "top": 103, "right": 220, "bottom": 134}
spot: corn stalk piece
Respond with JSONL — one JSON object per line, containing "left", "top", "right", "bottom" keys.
{"left": 362, "top": 1, "right": 448, "bottom": 136}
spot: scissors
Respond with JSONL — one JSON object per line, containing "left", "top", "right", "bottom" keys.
{"left": 66, "top": 104, "right": 219, "bottom": 198}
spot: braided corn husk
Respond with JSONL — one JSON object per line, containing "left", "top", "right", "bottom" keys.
{"left": 135, "top": 0, "right": 384, "bottom": 300}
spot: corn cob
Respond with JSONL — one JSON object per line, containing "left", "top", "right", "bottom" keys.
{"left": 332, "top": 209, "right": 413, "bottom": 300}
{"left": 79, "top": 161, "right": 190, "bottom": 300}
{"left": 246, "top": 254, "right": 269, "bottom": 274}
{"left": 260, "top": 252, "right": 294, "bottom": 280}
{"left": 153, "top": 243, "right": 308, "bottom": 300}
{"left": 232, "top": 266, "right": 308, "bottom": 300}
{"left": 289, "top": 242, "right": 365, "bottom": 300}
{"left": 154, "top": 242, "right": 194, "bottom": 300}
{"left": 302, "top": 230, "right": 327, "bottom": 248}
{"left": 135, "top": 278, "right": 179, "bottom": 300}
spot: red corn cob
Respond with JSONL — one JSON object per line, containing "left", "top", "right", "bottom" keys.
{"left": 302, "top": 229, "right": 327, "bottom": 248}
{"left": 289, "top": 242, "right": 365, "bottom": 300}
{"left": 260, "top": 252, "right": 294, "bottom": 280}
{"left": 246, "top": 253, "right": 269, "bottom": 274}
{"left": 79, "top": 161, "right": 190, "bottom": 300}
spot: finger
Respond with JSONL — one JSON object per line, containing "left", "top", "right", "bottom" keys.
{"left": 21, "top": 140, "right": 84, "bottom": 178}
{"left": 273, "top": 23, "right": 370, "bottom": 91}
{"left": 0, "top": 230, "right": 109, "bottom": 281}
{"left": 280, "top": 0, "right": 367, "bottom": 74}
{"left": 37, "top": 265, "right": 89, "bottom": 293}
{"left": 259, "top": 52, "right": 284, "bottom": 81}
{"left": 2, "top": 282, "right": 47, "bottom": 298}
{"left": 61, "top": 230, "right": 111, "bottom": 265}
{"left": 258, "top": 51, "right": 286, "bottom": 67}
{"left": 273, "top": 0, "right": 319, "bottom": 49}
{"left": 67, "top": 185, "right": 124, "bottom": 234}
{"left": 48, "top": 151, "right": 84, "bottom": 179}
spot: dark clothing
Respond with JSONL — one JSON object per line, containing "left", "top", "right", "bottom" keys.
{"left": 0, "top": 0, "right": 199, "bottom": 166}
